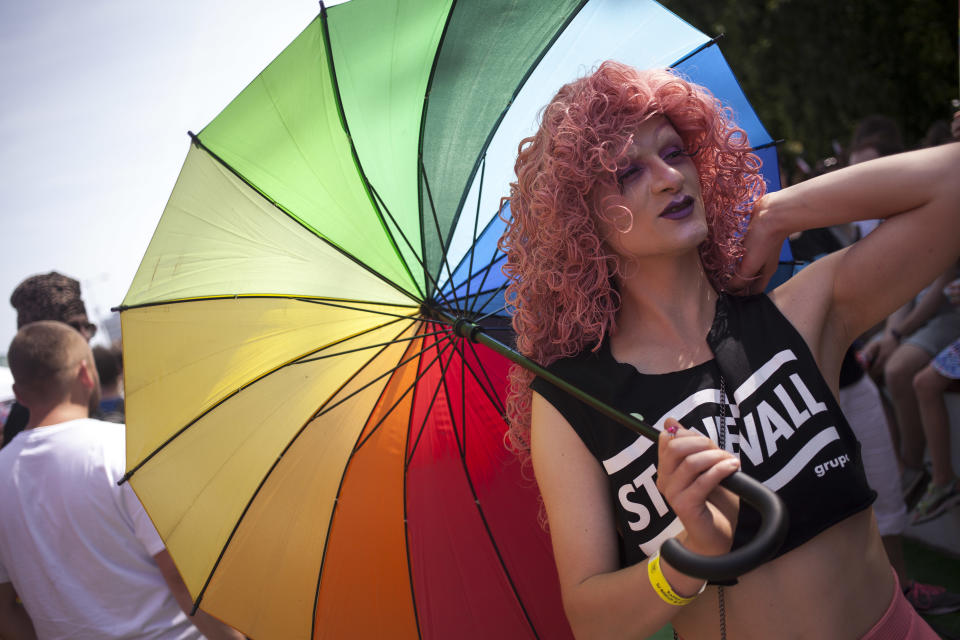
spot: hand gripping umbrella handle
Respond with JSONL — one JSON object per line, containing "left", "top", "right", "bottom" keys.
{"left": 447, "top": 315, "right": 789, "bottom": 580}
{"left": 660, "top": 470, "right": 788, "bottom": 581}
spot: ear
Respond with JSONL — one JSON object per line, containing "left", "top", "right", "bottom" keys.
{"left": 11, "top": 382, "right": 25, "bottom": 405}
{"left": 77, "top": 359, "right": 96, "bottom": 391}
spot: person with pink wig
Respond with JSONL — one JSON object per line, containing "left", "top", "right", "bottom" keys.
{"left": 500, "top": 61, "right": 960, "bottom": 639}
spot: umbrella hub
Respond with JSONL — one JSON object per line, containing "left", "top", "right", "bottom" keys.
{"left": 418, "top": 300, "right": 483, "bottom": 343}
{"left": 418, "top": 299, "right": 442, "bottom": 321}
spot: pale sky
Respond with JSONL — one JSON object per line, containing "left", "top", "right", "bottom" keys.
{"left": 0, "top": 0, "right": 329, "bottom": 353}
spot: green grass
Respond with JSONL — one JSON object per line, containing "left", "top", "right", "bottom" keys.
{"left": 646, "top": 538, "right": 960, "bottom": 640}
{"left": 903, "top": 537, "right": 960, "bottom": 639}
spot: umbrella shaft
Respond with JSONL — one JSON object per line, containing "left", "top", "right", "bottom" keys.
{"left": 441, "top": 313, "right": 658, "bottom": 440}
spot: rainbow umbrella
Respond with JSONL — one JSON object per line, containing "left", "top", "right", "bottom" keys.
{"left": 119, "top": 1, "right": 783, "bottom": 638}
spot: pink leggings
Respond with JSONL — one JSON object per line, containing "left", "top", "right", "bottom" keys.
{"left": 861, "top": 571, "right": 939, "bottom": 640}
{"left": 675, "top": 571, "right": 939, "bottom": 639}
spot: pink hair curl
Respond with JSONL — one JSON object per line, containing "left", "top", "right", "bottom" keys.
{"left": 498, "top": 61, "right": 766, "bottom": 456}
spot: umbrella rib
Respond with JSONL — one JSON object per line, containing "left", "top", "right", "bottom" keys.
{"left": 368, "top": 184, "right": 458, "bottom": 310}
{"left": 478, "top": 325, "right": 514, "bottom": 333}
{"left": 314, "top": 324, "right": 453, "bottom": 431}
{"left": 307, "top": 326, "right": 453, "bottom": 638}
{"left": 308, "top": 313, "right": 428, "bottom": 640}
{"left": 473, "top": 302, "right": 509, "bottom": 326}
{"left": 420, "top": 159, "right": 466, "bottom": 313}
{"left": 751, "top": 139, "right": 784, "bottom": 152}
{"left": 462, "top": 285, "right": 508, "bottom": 308}
{"left": 438, "top": 0, "right": 591, "bottom": 268}
{"left": 402, "top": 327, "right": 461, "bottom": 467}
{"left": 293, "top": 297, "right": 422, "bottom": 322}
{"left": 293, "top": 328, "right": 449, "bottom": 366}
{"left": 467, "top": 257, "right": 508, "bottom": 316}
{"left": 115, "top": 293, "right": 419, "bottom": 314}
{"left": 185, "top": 133, "right": 422, "bottom": 305}
{"left": 463, "top": 156, "right": 486, "bottom": 309}
{"left": 470, "top": 278, "right": 510, "bottom": 321}
{"left": 415, "top": 0, "right": 461, "bottom": 305}
{"left": 187, "top": 322, "right": 415, "bottom": 616}
{"left": 309, "top": 323, "right": 431, "bottom": 425}
{"left": 317, "top": 5, "right": 425, "bottom": 301}
{"left": 119, "top": 314, "right": 414, "bottom": 484}
{"left": 464, "top": 224, "right": 507, "bottom": 314}
{"left": 458, "top": 339, "right": 507, "bottom": 417}
{"left": 399, "top": 328, "right": 428, "bottom": 640}
{"left": 436, "top": 360, "right": 542, "bottom": 639}
{"left": 443, "top": 196, "right": 506, "bottom": 285}
{"left": 308, "top": 329, "right": 454, "bottom": 434}
{"left": 353, "top": 327, "right": 457, "bottom": 455}
{"left": 451, "top": 342, "right": 506, "bottom": 421}
{"left": 668, "top": 34, "right": 723, "bottom": 68}
{"left": 400, "top": 461, "right": 424, "bottom": 640}
{"left": 438, "top": 342, "right": 467, "bottom": 457}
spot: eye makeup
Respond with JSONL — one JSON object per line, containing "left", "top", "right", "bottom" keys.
{"left": 616, "top": 142, "right": 693, "bottom": 188}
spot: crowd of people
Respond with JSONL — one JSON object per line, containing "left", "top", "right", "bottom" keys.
{"left": 0, "top": 273, "right": 244, "bottom": 639}
{"left": 1, "top": 63, "right": 959, "bottom": 640}
{"left": 784, "top": 112, "right": 960, "bottom": 624}
{"left": 793, "top": 112, "right": 960, "bottom": 528}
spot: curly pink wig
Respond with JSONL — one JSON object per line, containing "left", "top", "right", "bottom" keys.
{"left": 499, "top": 61, "right": 766, "bottom": 454}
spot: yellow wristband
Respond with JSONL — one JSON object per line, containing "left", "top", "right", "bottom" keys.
{"left": 647, "top": 552, "right": 705, "bottom": 606}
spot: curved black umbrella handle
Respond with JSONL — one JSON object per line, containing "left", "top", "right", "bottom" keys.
{"left": 660, "top": 471, "right": 788, "bottom": 581}
{"left": 446, "top": 315, "right": 789, "bottom": 581}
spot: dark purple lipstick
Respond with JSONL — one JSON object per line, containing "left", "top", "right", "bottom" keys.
{"left": 659, "top": 195, "right": 694, "bottom": 220}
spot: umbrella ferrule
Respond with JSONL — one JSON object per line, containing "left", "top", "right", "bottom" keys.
{"left": 452, "top": 317, "right": 483, "bottom": 343}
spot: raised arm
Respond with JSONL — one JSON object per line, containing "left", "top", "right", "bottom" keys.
{"left": 733, "top": 143, "right": 960, "bottom": 359}
{"left": 531, "top": 393, "right": 738, "bottom": 639}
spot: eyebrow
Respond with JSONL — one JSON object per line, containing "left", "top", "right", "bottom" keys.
{"left": 655, "top": 123, "right": 682, "bottom": 142}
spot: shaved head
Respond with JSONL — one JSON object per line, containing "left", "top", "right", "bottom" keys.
{"left": 7, "top": 321, "right": 98, "bottom": 408}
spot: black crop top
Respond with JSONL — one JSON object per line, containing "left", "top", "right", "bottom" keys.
{"left": 531, "top": 293, "right": 876, "bottom": 567}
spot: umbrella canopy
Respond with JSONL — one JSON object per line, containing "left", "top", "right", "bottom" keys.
{"left": 120, "top": 1, "right": 781, "bottom": 638}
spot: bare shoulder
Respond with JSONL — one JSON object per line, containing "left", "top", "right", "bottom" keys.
{"left": 530, "top": 392, "right": 621, "bottom": 583}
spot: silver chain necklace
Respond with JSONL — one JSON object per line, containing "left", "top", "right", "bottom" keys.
{"left": 716, "top": 376, "right": 727, "bottom": 640}
{"left": 673, "top": 375, "right": 728, "bottom": 640}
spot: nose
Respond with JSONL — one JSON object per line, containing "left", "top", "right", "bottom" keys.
{"left": 650, "top": 158, "right": 684, "bottom": 193}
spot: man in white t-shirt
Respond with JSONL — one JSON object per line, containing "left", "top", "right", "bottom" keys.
{"left": 0, "top": 321, "right": 244, "bottom": 640}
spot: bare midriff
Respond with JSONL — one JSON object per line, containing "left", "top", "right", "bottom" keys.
{"left": 672, "top": 509, "right": 894, "bottom": 640}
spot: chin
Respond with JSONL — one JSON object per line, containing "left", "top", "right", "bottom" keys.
{"left": 679, "top": 216, "right": 709, "bottom": 247}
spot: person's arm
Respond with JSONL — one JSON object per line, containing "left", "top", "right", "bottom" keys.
{"left": 861, "top": 267, "right": 956, "bottom": 374}
{"left": 887, "top": 268, "right": 957, "bottom": 338}
{"left": 0, "top": 582, "right": 36, "bottom": 640}
{"left": 860, "top": 303, "right": 910, "bottom": 375}
{"left": 531, "top": 394, "right": 738, "bottom": 639}
{"left": 732, "top": 143, "right": 960, "bottom": 356}
{"left": 154, "top": 550, "right": 245, "bottom": 640}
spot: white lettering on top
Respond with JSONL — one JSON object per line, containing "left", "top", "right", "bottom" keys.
{"left": 618, "top": 464, "right": 669, "bottom": 532}
{"left": 791, "top": 373, "right": 827, "bottom": 416}
{"left": 757, "top": 400, "right": 795, "bottom": 457}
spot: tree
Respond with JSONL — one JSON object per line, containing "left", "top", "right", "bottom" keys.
{"left": 662, "top": 0, "right": 958, "bottom": 182}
